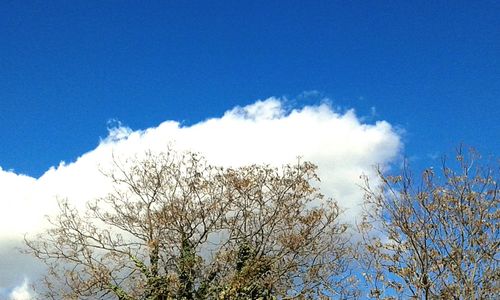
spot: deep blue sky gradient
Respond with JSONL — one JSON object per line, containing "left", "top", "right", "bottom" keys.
{"left": 1, "top": 1, "right": 498, "bottom": 177}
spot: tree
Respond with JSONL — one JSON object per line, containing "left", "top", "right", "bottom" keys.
{"left": 357, "top": 147, "right": 499, "bottom": 299}
{"left": 25, "top": 149, "right": 355, "bottom": 299}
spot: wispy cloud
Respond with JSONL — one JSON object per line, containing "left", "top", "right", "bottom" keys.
{"left": 0, "top": 97, "right": 402, "bottom": 291}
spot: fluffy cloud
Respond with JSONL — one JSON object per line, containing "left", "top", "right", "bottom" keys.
{"left": 8, "top": 278, "right": 34, "bottom": 300}
{"left": 0, "top": 97, "right": 402, "bottom": 293}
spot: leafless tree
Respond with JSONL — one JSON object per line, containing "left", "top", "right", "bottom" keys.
{"left": 357, "top": 147, "right": 499, "bottom": 299}
{"left": 25, "top": 149, "right": 356, "bottom": 299}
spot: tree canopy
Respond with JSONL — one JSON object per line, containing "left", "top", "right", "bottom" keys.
{"left": 358, "top": 148, "right": 499, "bottom": 299}
{"left": 25, "top": 147, "right": 499, "bottom": 299}
{"left": 26, "top": 150, "right": 354, "bottom": 299}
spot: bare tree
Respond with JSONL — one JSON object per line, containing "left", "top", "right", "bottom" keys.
{"left": 357, "top": 147, "right": 499, "bottom": 299}
{"left": 25, "top": 149, "right": 355, "bottom": 299}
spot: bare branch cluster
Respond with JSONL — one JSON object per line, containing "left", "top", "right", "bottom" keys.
{"left": 25, "top": 146, "right": 499, "bottom": 299}
{"left": 358, "top": 147, "right": 499, "bottom": 299}
{"left": 25, "top": 149, "right": 354, "bottom": 299}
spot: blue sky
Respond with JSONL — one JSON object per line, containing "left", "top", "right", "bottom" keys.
{"left": 1, "top": 1, "right": 498, "bottom": 177}
{"left": 0, "top": 1, "right": 499, "bottom": 296}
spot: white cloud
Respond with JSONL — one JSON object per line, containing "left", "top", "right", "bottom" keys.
{"left": 0, "top": 97, "right": 402, "bottom": 291}
{"left": 9, "top": 278, "right": 34, "bottom": 300}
